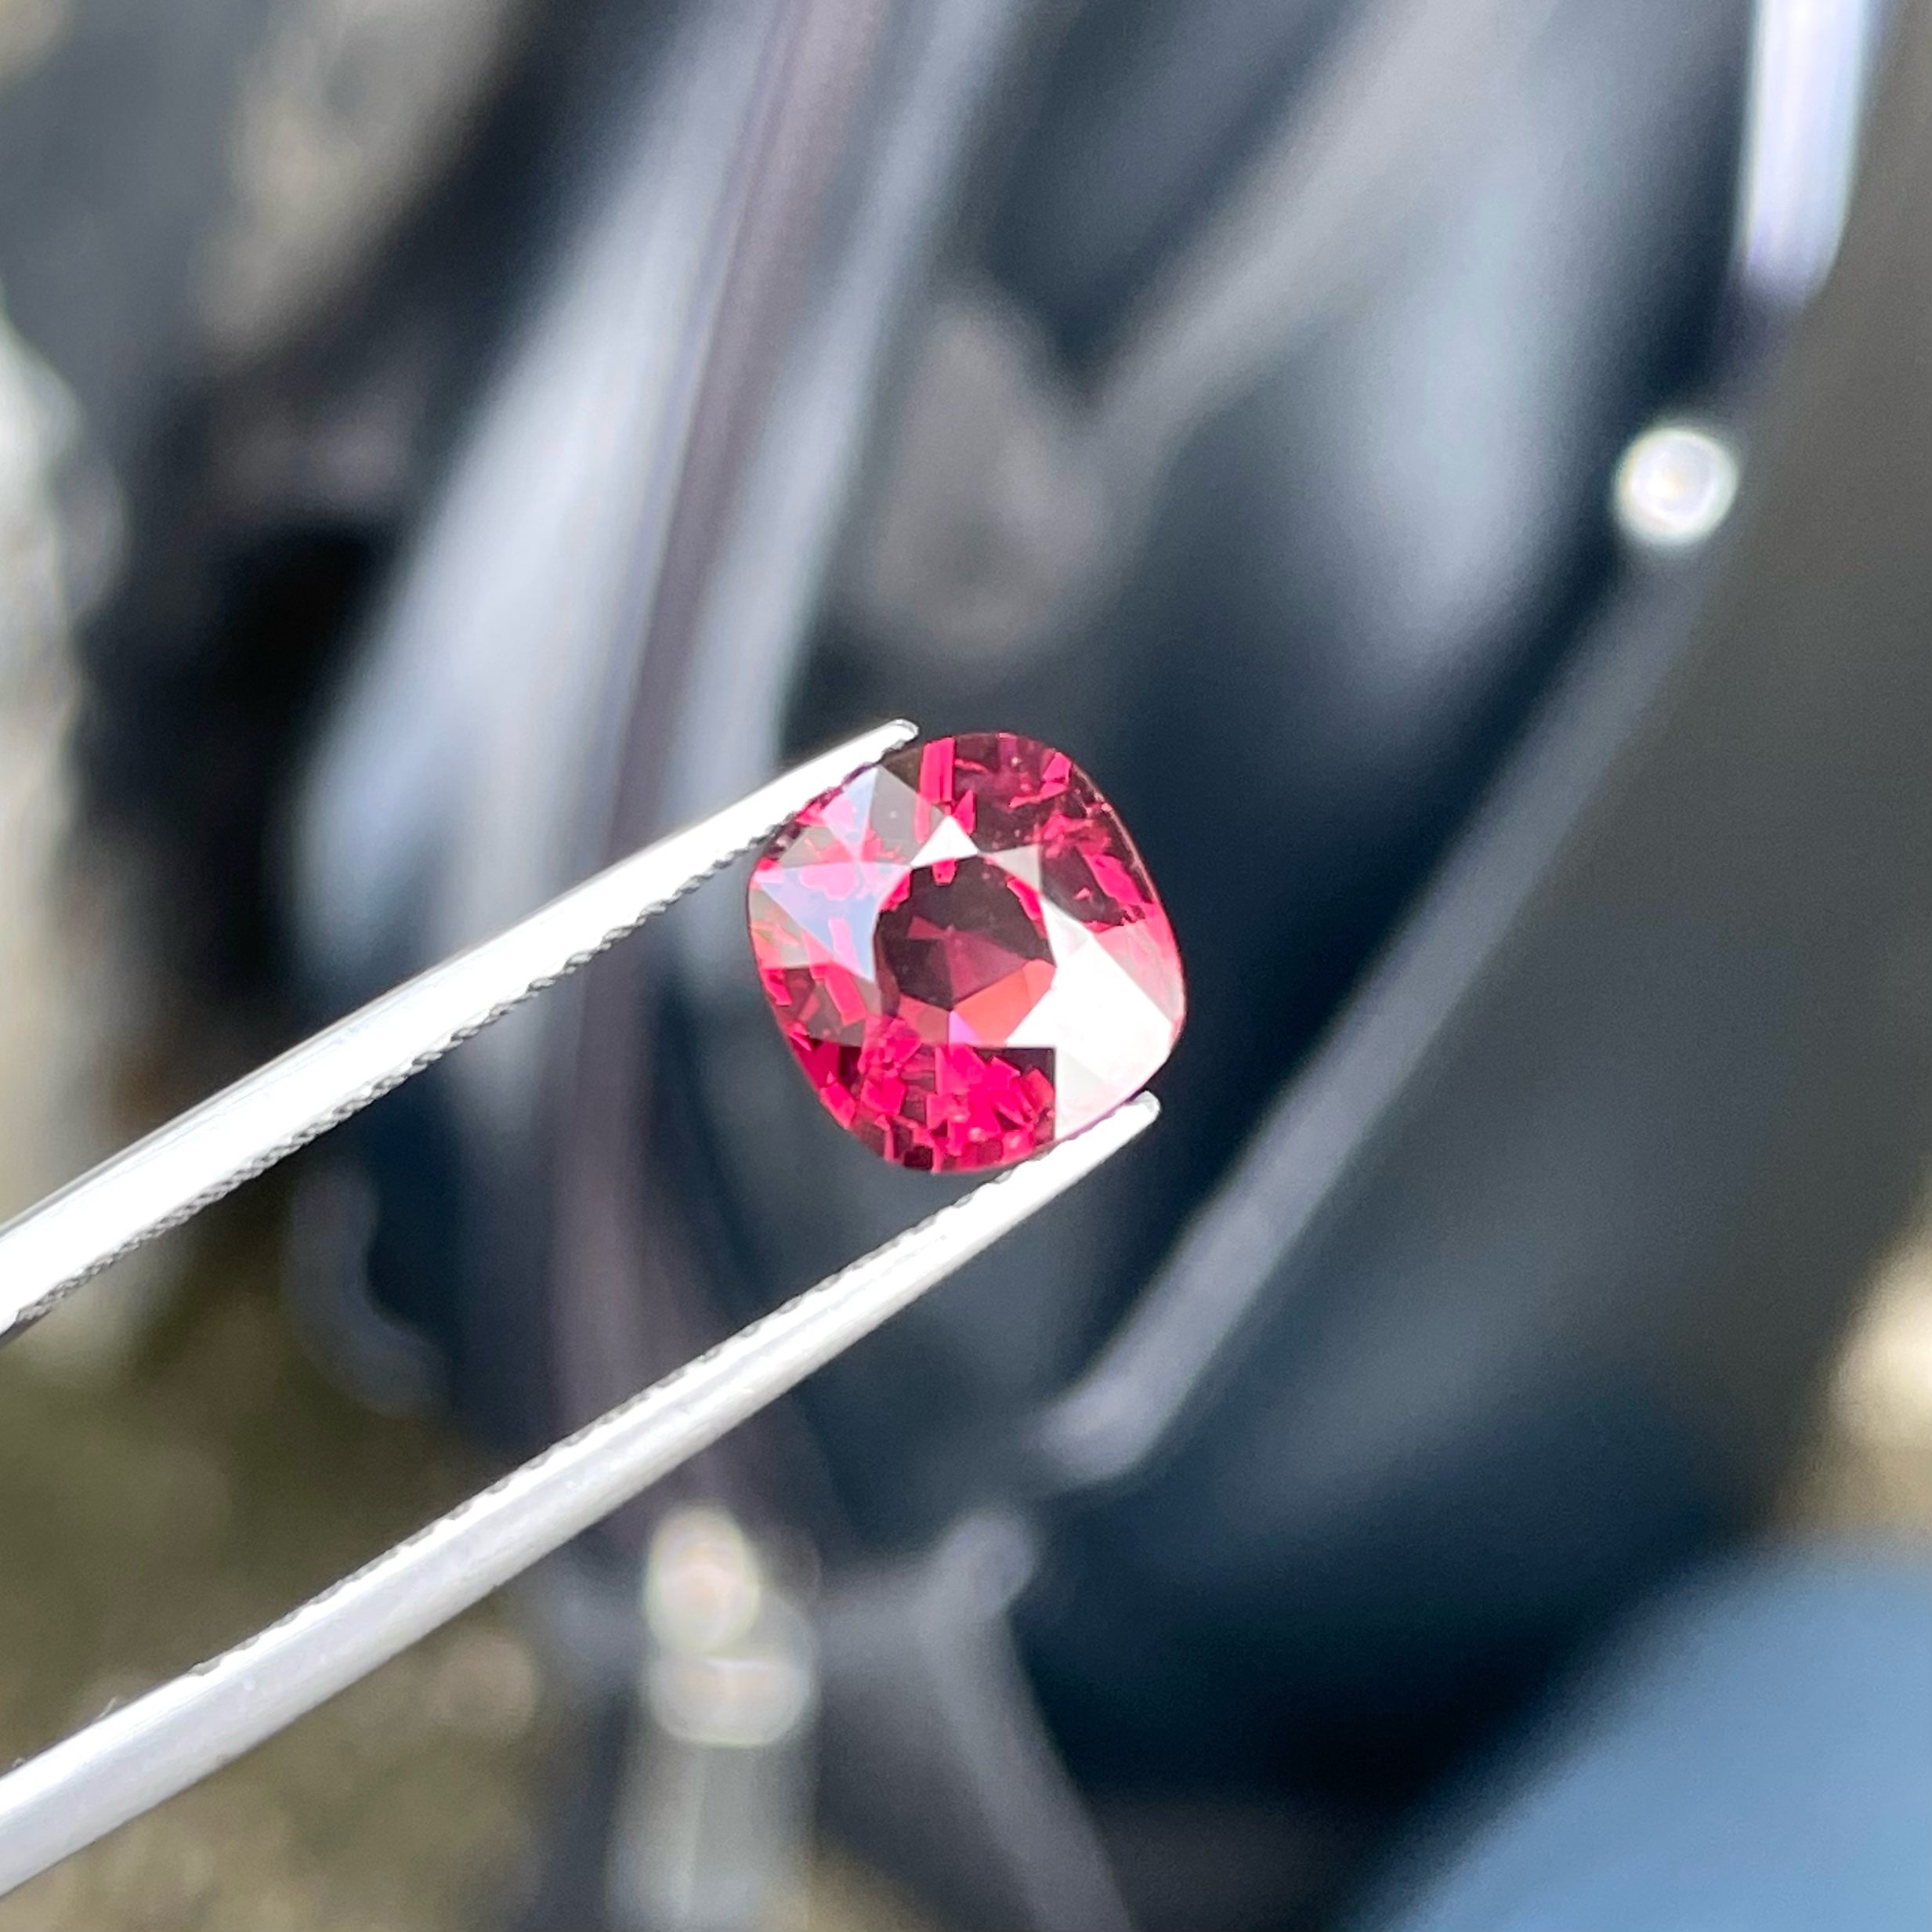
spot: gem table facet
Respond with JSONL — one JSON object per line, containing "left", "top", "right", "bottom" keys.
{"left": 747, "top": 733, "right": 1185, "bottom": 1171}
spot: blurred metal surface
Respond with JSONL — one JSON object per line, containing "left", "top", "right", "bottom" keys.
{"left": 1735, "top": 0, "right": 1881, "bottom": 305}
{"left": 0, "top": 1093, "right": 1159, "bottom": 1894}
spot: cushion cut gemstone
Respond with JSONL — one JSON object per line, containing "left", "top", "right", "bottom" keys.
{"left": 747, "top": 732, "right": 1185, "bottom": 1171}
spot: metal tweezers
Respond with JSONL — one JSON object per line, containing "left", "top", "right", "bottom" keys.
{"left": 0, "top": 719, "right": 1157, "bottom": 1894}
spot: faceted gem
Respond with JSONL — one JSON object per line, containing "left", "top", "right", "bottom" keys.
{"left": 747, "top": 732, "right": 1185, "bottom": 1172}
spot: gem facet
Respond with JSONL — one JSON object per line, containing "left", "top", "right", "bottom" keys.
{"left": 747, "top": 733, "right": 1185, "bottom": 1171}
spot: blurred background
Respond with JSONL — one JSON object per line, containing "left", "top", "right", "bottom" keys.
{"left": 1, "top": 0, "right": 1929, "bottom": 1926}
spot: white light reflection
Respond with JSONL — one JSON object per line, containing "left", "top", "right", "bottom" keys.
{"left": 643, "top": 1507, "right": 765, "bottom": 1655}
{"left": 1613, "top": 424, "right": 1740, "bottom": 549}
{"left": 1736, "top": 0, "right": 1878, "bottom": 306}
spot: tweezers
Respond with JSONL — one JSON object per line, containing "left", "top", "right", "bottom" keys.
{"left": 0, "top": 719, "right": 1158, "bottom": 1893}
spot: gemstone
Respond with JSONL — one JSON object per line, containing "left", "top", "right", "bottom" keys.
{"left": 747, "top": 732, "right": 1185, "bottom": 1172}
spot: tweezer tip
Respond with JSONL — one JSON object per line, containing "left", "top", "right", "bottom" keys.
{"left": 1103, "top": 1091, "right": 1161, "bottom": 1139}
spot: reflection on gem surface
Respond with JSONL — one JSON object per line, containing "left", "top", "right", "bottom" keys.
{"left": 747, "top": 733, "right": 1185, "bottom": 1172}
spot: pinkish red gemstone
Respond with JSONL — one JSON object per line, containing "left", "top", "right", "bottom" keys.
{"left": 747, "top": 732, "right": 1185, "bottom": 1172}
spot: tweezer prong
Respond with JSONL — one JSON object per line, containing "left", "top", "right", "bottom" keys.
{"left": 0, "top": 719, "right": 917, "bottom": 1343}
{"left": 0, "top": 1094, "right": 1156, "bottom": 1894}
